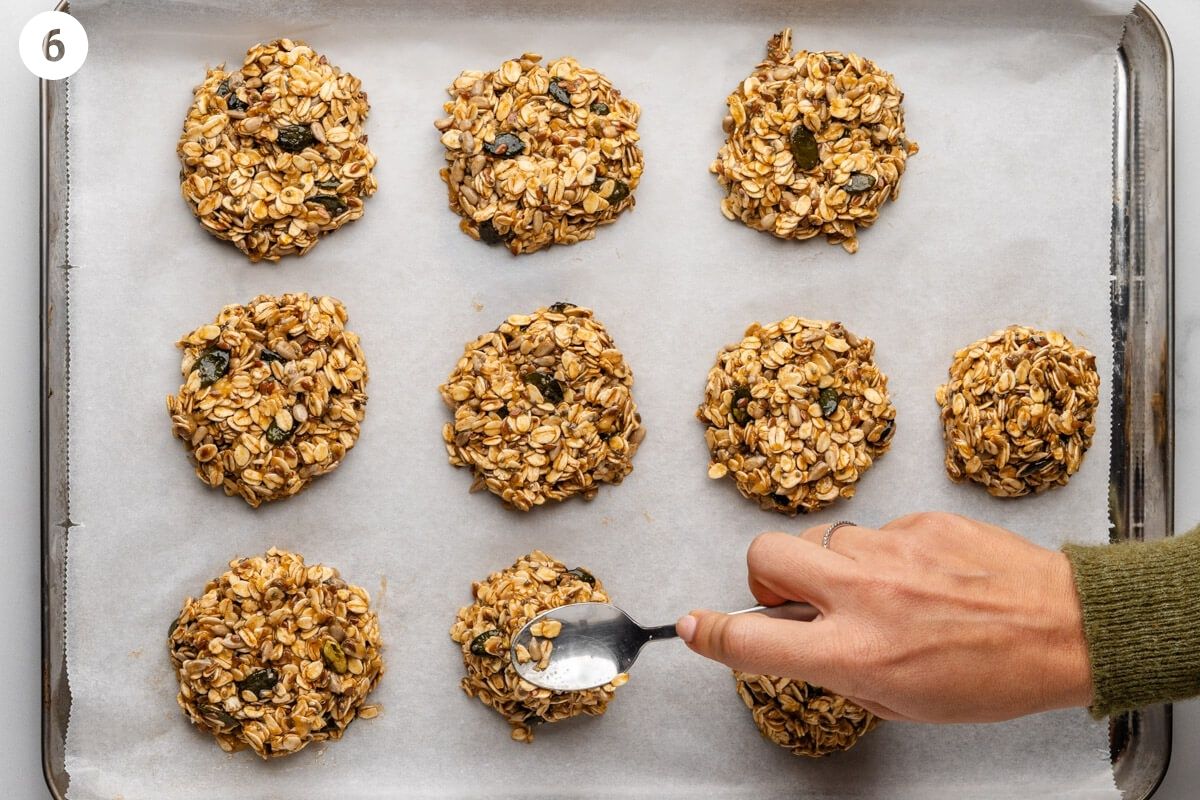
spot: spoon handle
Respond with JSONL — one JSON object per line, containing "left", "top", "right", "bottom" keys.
{"left": 729, "top": 601, "right": 819, "bottom": 622}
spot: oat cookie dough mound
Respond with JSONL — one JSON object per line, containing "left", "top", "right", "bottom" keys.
{"left": 169, "top": 548, "right": 383, "bottom": 758}
{"left": 936, "top": 325, "right": 1100, "bottom": 497}
{"left": 450, "top": 551, "right": 625, "bottom": 742}
{"left": 711, "top": 29, "right": 918, "bottom": 253}
{"left": 178, "top": 39, "right": 377, "bottom": 261}
{"left": 166, "top": 293, "right": 368, "bottom": 507}
{"left": 698, "top": 317, "right": 895, "bottom": 515}
{"left": 734, "top": 672, "right": 878, "bottom": 757}
{"left": 440, "top": 303, "right": 644, "bottom": 510}
{"left": 435, "top": 53, "right": 643, "bottom": 255}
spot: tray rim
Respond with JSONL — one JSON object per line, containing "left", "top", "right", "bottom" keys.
{"left": 38, "top": 3, "right": 1176, "bottom": 798}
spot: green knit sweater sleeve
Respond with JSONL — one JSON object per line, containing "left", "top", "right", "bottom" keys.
{"left": 1064, "top": 527, "right": 1200, "bottom": 718}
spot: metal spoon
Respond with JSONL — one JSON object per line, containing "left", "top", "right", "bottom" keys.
{"left": 510, "top": 601, "right": 818, "bottom": 692}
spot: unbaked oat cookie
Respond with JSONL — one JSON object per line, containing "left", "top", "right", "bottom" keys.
{"left": 935, "top": 325, "right": 1099, "bottom": 497}
{"left": 166, "top": 293, "right": 368, "bottom": 507}
{"left": 178, "top": 39, "right": 377, "bottom": 261}
{"left": 169, "top": 549, "right": 383, "bottom": 758}
{"left": 435, "top": 54, "right": 642, "bottom": 254}
{"left": 450, "top": 551, "right": 625, "bottom": 742}
{"left": 711, "top": 29, "right": 918, "bottom": 253}
{"left": 440, "top": 303, "right": 644, "bottom": 510}
{"left": 734, "top": 672, "right": 878, "bottom": 757}
{"left": 697, "top": 317, "right": 895, "bottom": 515}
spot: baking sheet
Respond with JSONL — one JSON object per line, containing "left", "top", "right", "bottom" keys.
{"left": 62, "top": 0, "right": 1132, "bottom": 797}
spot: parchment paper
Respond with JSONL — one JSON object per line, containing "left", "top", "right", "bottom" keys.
{"left": 63, "top": 0, "right": 1132, "bottom": 796}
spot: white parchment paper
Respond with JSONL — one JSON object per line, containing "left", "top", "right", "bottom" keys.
{"left": 64, "top": 0, "right": 1131, "bottom": 796}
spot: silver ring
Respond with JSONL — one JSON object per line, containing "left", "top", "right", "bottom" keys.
{"left": 822, "top": 520, "right": 856, "bottom": 549}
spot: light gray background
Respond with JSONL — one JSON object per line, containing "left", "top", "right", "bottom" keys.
{"left": 1, "top": 1, "right": 1196, "bottom": 797}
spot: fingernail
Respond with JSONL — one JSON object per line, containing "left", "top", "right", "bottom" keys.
{"left": 676, "top": 614, "right": 698, "bottom": 643}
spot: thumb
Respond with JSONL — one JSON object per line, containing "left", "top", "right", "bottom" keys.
{"left": 676, "top": 608, "right": 831, "bottom": 679}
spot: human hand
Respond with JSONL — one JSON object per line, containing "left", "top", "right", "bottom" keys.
{"left": 676, "top": 512, "right": 1093, "bottom": 723}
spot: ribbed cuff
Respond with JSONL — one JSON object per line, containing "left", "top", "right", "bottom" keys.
{"left": 1064, "top": 528, "right": 1200, "bottom": 718}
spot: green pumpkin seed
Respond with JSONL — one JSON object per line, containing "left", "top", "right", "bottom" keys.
{"left": 265, "top": 420, "right": 293, "bottom": 444}
{"left": 469, "top": 629, "right": 503, "bottom": 657}
{"left": 322, "top": 712, "right": 341, "bottom": 734}
{"left": 322, "top": 640, "right": 349, "bottom": 673}
{"left": 167, "top": 615, "right": 180, "bottom": 639}
{"left": 226, "top": 93, "right": 249, "bottom": 112}
{"left": 548, "top": 78, "right": 572, "bottom": 106}
{"left": 315, "top": 178, "right": 342, "bottom": 190}
{"left": 277, "top": 124, "right": 316, "bottom": 153}
{"left": 260, "top": 347, "right": 284, "bottom": 363}
{"left": 563, "top": 567, "right": 595, "bottom": 586}
{"left": 1018, "top": 457, "right": 1055, "bottom": 477}
{"left": 844, "top": 173, "right": 877, "bottom": 193}
{"left": 548, "top": 301, "right": 574, "bottom": 313}
{"left": 771, "top": 493, "right": 793, "bottom": 509}
{"left": 308, "top": 195, "right": 348, "bottom": 216}
{"left": 216, "top": 80, "right": 231, "bottom": 97}
{"left": 818, "top": 388, "right": 839, "bottom": 417}
{"left": 200, "top": 704, "right": 240, "bottom": 731}
{"left": 789, "top": 125, "right": 820, "bottom": 171}
{"left": 604, "top": 178, "right": 630, "bottom": 205}
{"left": 484, "top": 132, "right": 524, "bottom": 158}
{"left": 194, "top": 348, "right": 230, "bottom": 388}
{"left": 875, "top": 418, "right": 895, "bottom": 444}
{"left": 236, "top": 668, "right": 280, "bottom": 695}
{"left": 731, "top": 385, "right": 752, "bottom": 425}
{"left": 523, "top": 371, "right": 564, "bottom": 404}
{"left": 589, "top": 101, "right": 610, "bottom": 116}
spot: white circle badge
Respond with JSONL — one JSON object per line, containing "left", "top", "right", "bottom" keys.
{"left": 19, "top": 11, "right": 88, "bottom": 80}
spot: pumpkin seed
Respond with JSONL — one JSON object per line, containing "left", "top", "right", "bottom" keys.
{"left": 322, "top": 640, "right": 349, "bottom": 673}
{"left": 731, "top": 384, "right": 752, "bottom": 425}
{"left": 199, "top": 704, "right": 240, "bottom": 731}
{"left": 167, "top": 615, "right": 179, "bottom": 639}
{"left": 322, "top": 712, "right": 340, "bottom": 733}
{"left": 265, "top": 420, "right": 293, "bottom": 444}
{"left": 548, "top": 301, "right": 575, "bottom": 313}
{"left": 484, "top": 132, "right": 524, "bottom": 158}
{"left": 844, "top": 173, "right": 877, "bottom": 193}
{"left": 548, "top": 78, "right": 572, "bottom": 106}
{"left": 589, "top": 101, "right": 610, "bottom": 116}
{"left": 818, "top": 388, "right": 839, "bottom": 417}
{"left": 563, "top": 567, "right": 595, "bottom": 586}
{"left": 478, "top": 219, "right": 504, "bottom": 245}
{"left": 226, "top": 93, "right": 249, "bottom": 112}
{"left": 315, "top": 178, "right": 342, "bottom": 190}
{"left": 236, "top": 667, "right": 279, "bottom": 695}
{"left": 876, "top": 418, "right": 895, "bottom": 444}
{"left": 469, "top": 629, "right": 502, "bottom": 657}
{"left": 789, "top": 125, "right": 820, "bottom": 171}
{"left": 260, "top": 347, "right": 284, "bottom": 363}
{"left": 523, "top": 371, "right": 564, "bottom": 403}
{"left": 1018, "top": 457, "right": 1055, "bottom": 477}
{"left": 604, "top": 178, "right": 630, "bottom": 205}
{"left": 308, "top": 195, "right": 348, "bottom": 216}
{"left": 276, "top": 124, "right": 315, "bottom": 153}
{"left": 216, "top": 80, "right": 231, "bottom": 97}
{"left": 194, "top": 348, "right": 230, "bottom": 388}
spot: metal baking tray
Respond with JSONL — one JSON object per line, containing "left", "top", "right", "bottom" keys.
{"left": 39, "top": 2, "right": 1174, "bottom": 797}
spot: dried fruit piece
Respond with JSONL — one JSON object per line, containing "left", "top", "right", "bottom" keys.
{"left": 547, "top": 78, "right": 572, "bottom": 106}
{"left": 276, "top": 124, "right": 316, "bottom": 153}
{"left": 478, "top": 219, "right": 504, "bottom": 245}
{"left": 484, "top": 132, "right": 524, "bottom": 158}
{"left": 194, "top": 348, "right": 230, "bottom": 388}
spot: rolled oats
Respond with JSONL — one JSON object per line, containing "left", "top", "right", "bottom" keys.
{"left": 450, "top": 553, "right": 623, "bottom": 742}
{"left": 178, "top": 39, "right": 377, "bottom": 261}
{"left": 169, "top": 549, "right": 384, "bottom": 758}
{"left": 436, "top": 54, "right": 643, "bottom": 254}
{"left": 166, "top": 293, "right": 368, "bottom": 507}
{"left": 711, "top": 29, "right": 918, "bottom": 253}
{"left": 935, "top": 325, "right": 1099, "bottom": 497}
{"left": 697, "top": 317, "right": 895, "bottom": 515}
{"left": 734, "top": 671, "right": 878, "bottom": 757}
{"left": 439, "top": 303, "right": 644, "bottom": 510}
